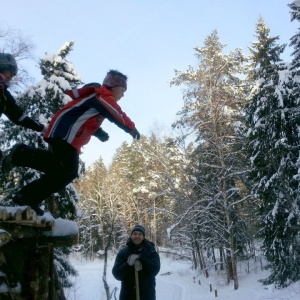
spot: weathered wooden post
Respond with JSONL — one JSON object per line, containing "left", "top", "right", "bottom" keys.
{"left": 0, "top": 206, "right": 78, "bottom": 299}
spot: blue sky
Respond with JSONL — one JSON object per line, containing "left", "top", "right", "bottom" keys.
{"left": 1, "top": 0, "right": 298, "bottom": 167}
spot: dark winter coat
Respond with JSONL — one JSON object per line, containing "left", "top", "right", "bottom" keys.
{"left": 112, "top": 238, "right": 160, "bottom": 300}
{"left": 0, "top": 86, "right": 44, "bottom": 132}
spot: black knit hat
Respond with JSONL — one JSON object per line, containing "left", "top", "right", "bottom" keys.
{"left": 131, "top": 224, "right": 145, "bottom": 237}
{"left": 0, "top": 53, "right": 18, "bottom": 75}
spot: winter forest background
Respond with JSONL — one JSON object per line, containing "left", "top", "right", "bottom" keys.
{"left": 1, "top": 0, "right": 300, "bottom": 296}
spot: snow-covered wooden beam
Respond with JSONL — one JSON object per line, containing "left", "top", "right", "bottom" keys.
{"left": 0, "top": 206, "right": 54, "bottom": 228}
{"left": 0, "top": 207, "right": 79, "bottom": 247}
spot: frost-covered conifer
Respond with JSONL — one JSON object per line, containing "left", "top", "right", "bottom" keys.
{"left": 0, "top": 41, "right": 82, "bottom": 219}
{"left": 245, "top": 15, "right": 300, "bottom": 287}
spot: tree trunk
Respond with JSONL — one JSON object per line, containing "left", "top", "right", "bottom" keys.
{"left": 212, "top": 247, "right": 217, "bottom": 271}
{"left": 219, "top": 247, "right": 224, "bottom": 271}
{"left": 230, "top": 249, "right": 239, "bottom": 290}
{"left": 102, "top": 225, "right": 114, "bottom": 300}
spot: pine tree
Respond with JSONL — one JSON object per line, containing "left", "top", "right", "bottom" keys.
{"left": 170, "top": 30, "right": 251, "bottom": 289}
{"left": 0, "top": 41, "right": 83, "bottom": 219}
{"left": 245, "top": 16, "right": 300, "bottom": 286}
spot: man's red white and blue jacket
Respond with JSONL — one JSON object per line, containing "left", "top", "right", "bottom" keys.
{"left": 44, "top": 84, "right": 136, "bottom": 152}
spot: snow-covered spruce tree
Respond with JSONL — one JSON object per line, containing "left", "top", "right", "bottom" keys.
{"left": 170, "top": 31, "right": 251, "bottom": 289}
{"left": 288, "top": 0, "right": 300, "bottom": 284}
{"left": 245, "top": 16, "right": 300, "bottom": 287}
{"left": 0, "top": 41, "right": 83, "bottom": 219}
{"left": 289, "top": 0, "right": 300, "bottom": 70}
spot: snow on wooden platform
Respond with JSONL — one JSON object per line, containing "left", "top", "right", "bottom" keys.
{"left": 0, "top": 205, "right": 54, "bottom": 228}
{"left": 0, "top": 206, "right": 79, "bottom": 247}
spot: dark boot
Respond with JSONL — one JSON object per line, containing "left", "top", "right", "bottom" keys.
{"left": 1, "top": 144, "right": 24, "bottom": 173}
{"left": 12, "top": 193, "right": 26, "bottom": 206}
{"left": 12, "top": 193, "right": 44, "bottom": 216}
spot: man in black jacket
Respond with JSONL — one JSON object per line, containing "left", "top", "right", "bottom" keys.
{"left": 0, "top": 53, "right": 46, "bottom": 144}
{"left": 112, "top": 224, "right": 160, "bottom": 300}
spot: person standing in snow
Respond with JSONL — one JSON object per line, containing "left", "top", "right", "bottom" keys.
{"left": 1, "top": 69, "right": 140, "bottom": 215}
{"left": 0, "top": 53, "right": 46, "bottom": 147}
{"left": 112, "top": 224, "right": 160, "bottom": 300}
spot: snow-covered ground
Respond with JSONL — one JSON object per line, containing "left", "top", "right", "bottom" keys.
{"left": 65, "top": 252, "right": 300, "bottom": 300}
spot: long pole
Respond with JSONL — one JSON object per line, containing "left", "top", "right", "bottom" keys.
{"left": 135, "top": 269, "right": 140, "bottom": 300}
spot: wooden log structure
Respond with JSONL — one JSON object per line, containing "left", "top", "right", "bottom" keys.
{"left": 0, "top": 206, "right": 79, "bottom": 300}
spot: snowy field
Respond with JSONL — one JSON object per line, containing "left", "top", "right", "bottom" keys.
{"left": 65, "top": 252, "right": 300, "bottom": 300}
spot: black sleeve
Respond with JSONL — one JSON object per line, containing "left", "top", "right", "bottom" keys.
{"left": 1, "top": 89, "right": 24, "bottom": 122}
{"left": 18, "top": 116, "right": 44, "bottom": 132}
{"left": 139, "top": 249, "right": 160, "bottom": 277}
{"left": 3, "top": 89, "right": 44, "bottom": 132}
{"left": 112, "top": 247, "right": 130, "bottom": 281}
{"left": 92, "top": 127, "right": 109, "bottom": 142}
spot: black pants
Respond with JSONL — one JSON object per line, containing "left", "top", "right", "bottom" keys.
{"left": 12, "top": 139, "right": 79, "bottom": 206}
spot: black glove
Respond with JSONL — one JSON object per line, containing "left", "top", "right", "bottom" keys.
{"left": 93, "top": 128, "right": 109, "bottom": 142}
{"left": 131, "top": 128, "right": 140, "bottom": 140}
